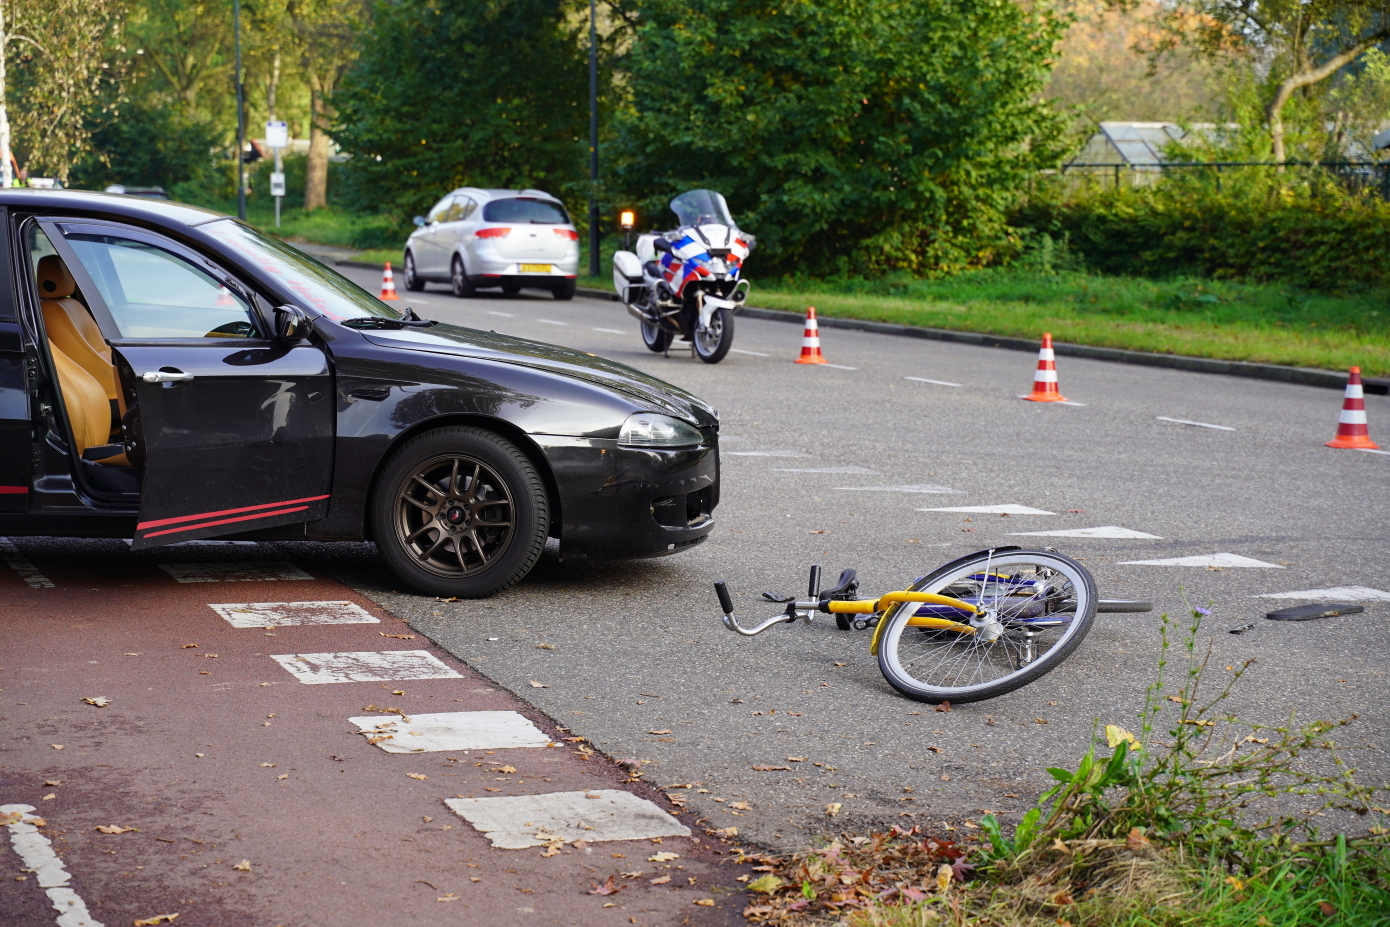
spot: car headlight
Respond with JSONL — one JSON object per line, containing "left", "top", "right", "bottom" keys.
{"left": 619, "top": 412, "right": 703, "bottom": 448}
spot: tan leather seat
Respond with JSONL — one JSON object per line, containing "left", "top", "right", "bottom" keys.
{"left": 48, "top": 343, "right": 128, "bottom": 467}
{"left": 38, "top": 255, "right": 125, "bottom": 424}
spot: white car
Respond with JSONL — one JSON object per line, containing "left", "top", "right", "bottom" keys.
{"left": 403, "top": 188, "right": 580, "bottom": 300}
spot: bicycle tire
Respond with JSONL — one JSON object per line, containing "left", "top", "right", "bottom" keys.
{"left": 877, "top": 549, "right": 1096, "bottom": 704}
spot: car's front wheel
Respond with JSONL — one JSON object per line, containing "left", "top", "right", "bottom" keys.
{"left": 372, "top": 427, "right": 549, "bottom": 597}
{"left": 403, "top": 252, "right": 425, "bottom": 292}
{"left": 450, "top": 256, "right": 476, "bottom": 298}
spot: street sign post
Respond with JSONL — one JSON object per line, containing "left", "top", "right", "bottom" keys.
{"left": 266, "top": 120, "right": 289, "bottom": 227}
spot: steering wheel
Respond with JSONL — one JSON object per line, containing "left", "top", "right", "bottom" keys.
{"left": 204, "top": 321, "right": 256, "bottom": 338}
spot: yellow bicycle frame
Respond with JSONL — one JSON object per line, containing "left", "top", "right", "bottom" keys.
{"left": 821, "top": 591, "right": 977, "bottom": 655}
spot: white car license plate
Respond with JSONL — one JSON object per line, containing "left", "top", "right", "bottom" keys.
{"left": 519, "top": 263, "right": 551, "bottom": 273}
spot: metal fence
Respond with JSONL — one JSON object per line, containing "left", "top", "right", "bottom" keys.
{"left": 1050, "top": 161, "right": 1390, "bottom": 198}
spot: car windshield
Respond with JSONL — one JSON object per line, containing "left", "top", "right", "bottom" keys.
{"left": 670, "top": 190, "right": 734, "bottom": 228}
{"left": 197, "top": 219, "right": 402, "bottom": 321}
{"left": 482, "top": 197, "right": 569, "bottom": 224}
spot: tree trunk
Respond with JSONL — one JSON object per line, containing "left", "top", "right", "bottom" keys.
{"left": 1266, "top": 34, "right": 1390, "bottom": 164}
{"left": 304, "top": 68, "right": 331, "bottom": 211}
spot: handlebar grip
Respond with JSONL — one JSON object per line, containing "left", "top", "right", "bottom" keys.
{"left": 807, "top": 565, "right": 821, "bottom": 599}
{"left": 714, "top": 580, "right": 735, "bottom": 615}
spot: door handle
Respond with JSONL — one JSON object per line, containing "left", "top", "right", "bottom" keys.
{"left": 142, "top": 370, "right": 195, "bottom": 383}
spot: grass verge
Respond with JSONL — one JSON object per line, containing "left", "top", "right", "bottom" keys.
{"left": 737, "top": 607, "right": 1390, "bottom": 926}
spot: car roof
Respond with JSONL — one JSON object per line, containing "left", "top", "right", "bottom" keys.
{"left": 451, "top": 187, "right": 562, "bottom": 203}
{"left": 0, "top": 188, "right": 224, "bottom": 227}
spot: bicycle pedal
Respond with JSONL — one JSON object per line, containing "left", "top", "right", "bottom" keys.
{"left": 761, "top": 591, "right": 795, "bottom": 603}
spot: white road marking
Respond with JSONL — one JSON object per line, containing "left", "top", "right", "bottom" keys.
{"left": 905, "top": 376, "right": 961, "bottom": 387}
{"left": 536, "top": 319, "right": 567, "bottom": 326}
{"left": 0, "top": 538, "right": 54, "bottom": 588}
{"left": 1, "top": 804, "right": 104, "bottom": 926}
{"left": 1121, "top": 553, "right": 1283, "bottom": 568}
{"left": 921, "top": 504, "right": 1056, "bottom": 515}
{"left": 1156, "top": 416, "right": 1235, "bottom": 431}
{"left": 210, "top": 601, "right": 378, "bottom": 628}
{"left": 835, "top": 484, "right": 960, "bottom": 494}
{"left": 1353, "top": 447, "right": 1390, "bottom": 456}
{"left": 445, "top": 790, "right": 689, "bottom": 849}
{"left": 271, "top": 650, "right": 463, "bottom": 684}
{"left": 730, "top": 348, "right": 770, "bottom": 357}
{"left": 725, "top": 450, "right": 814, "bottom": 458}
{"left": 771, "top": 466, "right": 878, "bottom": 474}
{"left": 487, "top": 311, "right": 515, "bottom": 317}
{"left": 350, "top": 710, "right": 550, "bottom": 753}
{"left": 592, "top": 327, "right": 627, "bottom": 334}
{"left": 158, "top": 562, "right": 313, "bottom": 583}
{"left": 1253, "top": 586, "right": 1390, "bottom": 602}
{"left": 1011, "top": 526, "right": 1162, "bottom": 539}
{"left": 820, "top": 363, "right": 858, "bottom": 370}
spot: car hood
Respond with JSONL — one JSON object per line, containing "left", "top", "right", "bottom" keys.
{"left": 360, "top": 323, "right": 717, "bottom": 426}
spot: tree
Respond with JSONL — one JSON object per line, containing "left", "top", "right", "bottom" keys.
{"left": 127, "top": 0, "right": 232, "bottom": 114}
{"left": 610, "top": 0, "right": 1068, "bottom": 276}
{"left": 2, "top": 0, "right": 124, "bottom": 183}
{"left": 331, "top": 0, "right": 590, "bottom": 218}
{"left": 287, "top": 0, "right": 367, "bottom": 210}
{"left": 1151, "top": 0, "right": 1390, "bottom": 162}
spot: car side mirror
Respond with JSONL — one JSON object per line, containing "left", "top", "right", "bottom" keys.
{"left": 413, "top": 215, "right": 427, "bottom": 227}
{"left": 273, "top": 304, "right": 309, "bottom": 343}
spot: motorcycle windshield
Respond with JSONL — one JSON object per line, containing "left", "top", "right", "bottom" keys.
{"left": 671, "top": 190, "right": 734, "bottom": 228}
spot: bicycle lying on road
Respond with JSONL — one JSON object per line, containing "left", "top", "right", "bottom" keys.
{"left": 714, "top": 547, "right": 1152, "bottom": 704}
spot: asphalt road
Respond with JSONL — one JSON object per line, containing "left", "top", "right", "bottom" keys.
{"left": 324, "top": 269, "right": 1389, "bottom": 850}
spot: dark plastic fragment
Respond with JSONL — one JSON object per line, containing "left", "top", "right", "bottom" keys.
{"left": 1265, "top": 603, "right": 1366, "bottom": 621}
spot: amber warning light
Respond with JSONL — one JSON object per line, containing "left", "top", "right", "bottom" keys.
{"left": 619, "top": 210, "right": 635, "bottom": 231}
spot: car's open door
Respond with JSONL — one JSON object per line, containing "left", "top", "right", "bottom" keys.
{"left": 41, "top": 218, "right": 334, "bottom": 550}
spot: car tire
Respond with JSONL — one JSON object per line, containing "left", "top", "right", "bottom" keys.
{"left": 403, "top": 252, "right": 425, "bottom": 292}
{"left": 371, "top": 426, "right": 549, "bottom": 598}
{"left": 450, "top": 256, "right": 476, "bottom": 298}
{"left": 553, "top": 279, "right": 577, "bottom": 301}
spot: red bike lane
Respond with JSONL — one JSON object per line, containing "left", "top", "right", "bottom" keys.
{"left": 0, "top": 540, "right": 747, "bottom": 926}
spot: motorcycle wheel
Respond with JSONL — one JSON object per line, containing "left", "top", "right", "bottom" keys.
{"left": 641, "top": 317, "right": 673, "bottom": 353}
{"left": 694, "top": 308, "right": 734, "bottom": 364}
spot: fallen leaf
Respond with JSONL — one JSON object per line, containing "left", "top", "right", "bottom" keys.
{"left": 41, "top": 794, "right": 55, "bottom": 801}
{"left": 82, "top": 697, "right": 110, "bottom": 707}
{"left": 133, "top": 915, "right": 180, "bottom": 926}
{"left": 1128, "top": 828, "right": 1151, "bottom": 850}
{"left": 232, "top": 860, "right": 251, "bottom": 872}
{"left": 1179, "top": 719, "right": 1215, "bottom": 728}
{"left": 392, "top": 690, "right": 405, "bottom": 696}
{"left": 941, "top": 773, "right": 952, "bottom": 782}
{"left": 694, "top": 899, "right": 715, "bottom": 906}
{"left": 1034, "top": 718, "right": 1048, "bottom": 725}
{"left": 182, "top": 643, "right": 198, "bottom": 649}
{"left": 540, "top": 845, "right": 561, "bottom": 858}
{"left": 380, "top": 633, "right": 416, "bottom": 639}
{"left": 437, "top": 893, "right": 459, "bottom": 902}
{"left": 730, "top": 801, "right": 751, "bottom": 810}
{"left": 407, "top": 774, "right": 428, "bottom": 781}
{"left": 925, "top": 746, "right": 941, "bottom": 753}
{"left": 95, "top": 825, "right": 135, "bottom": 834}
{"left": 51, "top": 745, "right": 64, "bottom": 750}
{"left": 496, "top": 765, "right": 517, "bottom": 774}
{"left": 1318, "top": 902, "right": 1336, "bottom": 917}
{"left": 751, "top": 765, "right": 791, "bottom": 771}
{"left": 1105, "top": 725, "right": 1138, "bottom": 748}
{"left": 44, "top": 780, "right": 60, "bottom": 787}
{"left": 1244, "top": 735, "right": 1269, "bottom": 744}
{"left": 1052, "top": 890, "right": 1075, "bottom": 905}
{"left": 937, "top": 864, "right": 953, "bottom": 892}
{"left": 787, "top": 756, "right": 807, "bottom": 762}
{"left": 260, "top": 763, "right": 277, "bottom": 768}
{"left": 716, "top": 827, "right": 738, "bottom": 836}
{"left": 747, "top": 874, "right": 783, "bottom": 894}
{"left": 648, "top": 852, "right": 680, "bottom": 862}
{"left": 935, "top": 702, "right": 951, "bottom": 713}
{"left": 649, "top": 730, "right": 672, "bottom": 735}
{"left": 588, "top": 875, "right": 624, "bottom": 895}
{"left": 276, "top": 774, "right": 288, "bottom": 780}
{"left": 529, "top": 680, "right": 549, "bottom": 688}
{"left": 650, "top": 874, "right": 671, "bottom": 885}
{"left": 825, "top": 803, "right": 842, "bottom": 818}
{"left": 1166, "top": 695, "right": 1190, "bottom": 704}
{"left": 27, "top": 817, "right": 45, "bottom": 827}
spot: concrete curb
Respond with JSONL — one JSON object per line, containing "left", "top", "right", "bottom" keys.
{"left": 570, "top": 286, "right": 1387, "bottom": 395}
{"left": 338, "top": 263, "right": 1385, "bottom": 395}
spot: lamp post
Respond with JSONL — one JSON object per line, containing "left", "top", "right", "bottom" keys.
{"left": 587, "top": 0, "right": 599, "bottom": 278}
{"left": 234, "top": 0, "right": 246, "bottom": 221}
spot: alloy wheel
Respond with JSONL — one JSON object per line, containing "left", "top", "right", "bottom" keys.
{"left": 393, "top": 454, "right": 514, "bottom": 577}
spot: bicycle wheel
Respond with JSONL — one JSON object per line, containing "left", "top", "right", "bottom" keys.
{"left": 877, "top": 549, "right": 1096, "bottom": 703}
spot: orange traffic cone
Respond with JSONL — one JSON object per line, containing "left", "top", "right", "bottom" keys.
{"left": 379, "top": 262, "right": 400, "bottom": 301}
{"left": 794, "top": 306, "right": 827, "bottom": 364}
{"left": 1326, "top": 367, "right": 1379, "bottom": 449}
{"left": 1022, "top": 332, "right": 1066, "bottom": 402}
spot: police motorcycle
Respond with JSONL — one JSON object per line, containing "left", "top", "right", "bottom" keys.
{"left": 612, "top": 190, "right": 753, "bottom": 364}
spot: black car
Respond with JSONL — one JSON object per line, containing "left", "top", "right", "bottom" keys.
{"left": 0, "top": 190, "right": 719, "bottom": 596}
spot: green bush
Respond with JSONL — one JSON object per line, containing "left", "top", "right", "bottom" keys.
{"left": 1015, "top": 168, "right": 1390, "bottom": 291}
